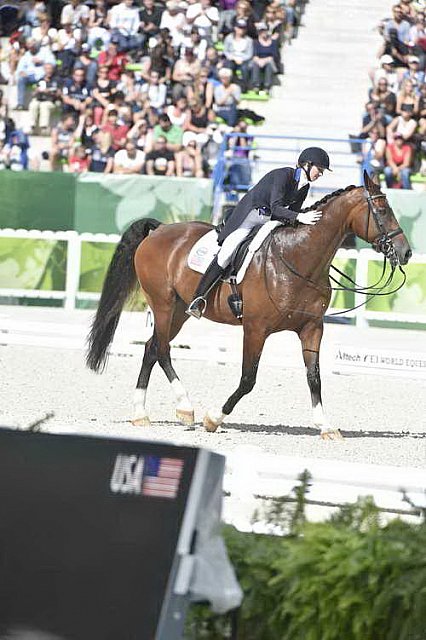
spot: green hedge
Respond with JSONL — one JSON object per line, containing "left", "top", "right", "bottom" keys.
{"left": 185, "top": 478, "right": 426, "bottom": 640}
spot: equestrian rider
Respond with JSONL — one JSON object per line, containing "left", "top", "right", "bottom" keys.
{"left": 186, "top": 146, "right": 331, "bottom": 319}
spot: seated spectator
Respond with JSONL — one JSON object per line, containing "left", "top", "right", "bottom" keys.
{"left": 401, "top": 55, "right": 425, "bottom": 89}
{"left": 50, "top": 113, "right": 77, "bottom": 170}
{"left": 408, "top": 15, "right": 426, "bottom": 65}
{"left": 226, "top": 118, "right": 252, "bottom": 189}
{"left": 31, "top": 14, "right": 58, "bottom": 53}
{"left": 176, "top": 139, "right": 203, "bottom": 177}
{"left": 187, "top": 67, "right": 214, "bottom": 108}
{"left": 186, "top": 0, "right": 219, "bottom": 44}
{"left": 372, "top": 54, "right": 399, "bottom": 94}
{"left": 167, "top": 96, "right": 190, "bottom": 128}
{"left": 88, "top": 129, "right": 114, "bottom": 172}
{"left": 145, "top": 135, "right": 176, "bottom": 175}
{"left": 74, "top": 43, "right": 98, "bottom": 89}
{"left": 117, "top": 70, "right": 140, "bottom": 105}
{"left": 369, "top": 78, "right": 397, "bottom": 123}
{"left": 356, "top": 101, "right": 387, "bottom": 140}
{"left": 101, "top": 108, "right": 129, "bottom": 150}
{"left": 68, "top": 143, "right": 90, "bottom": 173}
{"left": 140, "top": 69, "right": 167, "bottom": 111}
{"left": 127, "top": 117, "right": 154, "bottom": 152}
{"left": 172, "top": 45, "right": 202, "bottom": 100}
{"left": 384, "top": 131, "right": 413, "bottom": 189}
{"left": 213, "top": 66, "right": 241, "bottom": 126}
{"left": 76, "top": 109, "right": 98, "bottom": 148}
{"left": 149, "top": 28, "right": 174, "bottom": 83}
{"left": 223, "top": 19, "right": 253, "bottom": 93}
{"left": 61, "top": 0, "right": 90, "bottom": 29}
{"left": 113, "top": 140, "right": 145, "bottom": 173}
{"left": 396, "top": 77, "right": 420, "bottom": 116}
{"left": 139, "top": 0, "right": 163, "bottom": 40}
{"left": 153, "top": 113, "right": 183, "bottom": 151}
{"left": 383, "top": 4, "right": 412, "bottom": 67}
{"left": 230, "top": 0, "right": 257, "bottom": 40}
{"left": 262, "top": 5, "right": 284, "bottom": 72}
{"left": 160, "top": 1, "right": 187, "bottom": 50}
{"left": 56, "top": 20, "right": 79, "bottom": 77}
{"left": 184, "top": 27, "right": 208, "bottom": 62}
{"left": 15, "top": 38, "right": 55, "bottom": 109}
{"left": 362, "top": 127, "right": 387, "bottom": 178}
{"left": 62, "top": 66, "right": 91, "bottom": 118}
{"left": 251, "top": 23, "right": 278, "bottom": 95}
{"left": 92, "top": 65, "right": 116, "bottom": 125}
{"left": 88, "top": 0, "right": 110, "bottom": 48}
{"left": 28, "top": 62, "right": 59, "bottom": 134}
{"left": 3, "top": 130, "right": 29, "bottom": 171}
{"left": 203, "top": 46, "right": 224, "bottom": 80}
{"left": 108, "top": 0, "right": 143, "bottom": 53}
{"left": 418, "top": 81, "right": 426, "bottom": 136}
{"left": 183, "top": 98, "right": 209, "bottom": 145}
{"left": 387, "top": 103, "right": 418, "bottom": 142}
{"left": 97, "top": 38, "right": 127, "bottom": 82}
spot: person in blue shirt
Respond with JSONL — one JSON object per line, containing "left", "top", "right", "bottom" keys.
{"left": 15, "top": 38, "right": 55, "bottom": 109}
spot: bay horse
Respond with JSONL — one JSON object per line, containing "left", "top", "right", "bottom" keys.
{"left": 86, "top": 171, "right": 411, "bottom": 440}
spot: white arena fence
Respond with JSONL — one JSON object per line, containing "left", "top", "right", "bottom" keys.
{"left": 0, "top": 228, "right": 425, "bottom": 326}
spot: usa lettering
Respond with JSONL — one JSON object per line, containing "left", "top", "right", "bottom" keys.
{"left": 110, "top": 454, "right": 144, "bottom": 494}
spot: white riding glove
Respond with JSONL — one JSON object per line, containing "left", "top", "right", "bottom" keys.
{"left": 296, "top": 210, "right": 322, "bottom": 225}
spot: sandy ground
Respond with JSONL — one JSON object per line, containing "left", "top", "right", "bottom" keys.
{"left": 1, "top": 306, "right": 425, "bottom": 469}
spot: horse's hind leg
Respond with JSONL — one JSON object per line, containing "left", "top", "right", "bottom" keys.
{"left": 299, "top": 321, "right": 343, "bottom": 441}
{"left": 203, "top": 324, "right": 267, "bottom": 432}
{"left": 132, "top": 298, "right": 194, "bottom": 426}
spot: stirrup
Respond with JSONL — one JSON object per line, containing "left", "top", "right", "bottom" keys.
{"left": 186, "top": 296, "right": 207, "bottom": 319}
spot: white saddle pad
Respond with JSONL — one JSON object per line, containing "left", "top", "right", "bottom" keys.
{"left": 187, "top": 221, "right": 283, "bottom": 284}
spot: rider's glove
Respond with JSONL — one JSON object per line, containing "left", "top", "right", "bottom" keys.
{"left": 296, "top": 210, "right": 322, "bottom": 225}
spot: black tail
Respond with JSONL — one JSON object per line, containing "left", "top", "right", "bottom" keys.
{"left": 86, "top": 217, "right": 162, "bottom": 372}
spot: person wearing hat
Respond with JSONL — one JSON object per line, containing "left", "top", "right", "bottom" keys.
{"left": 160, "top": 0, "right": 187, "bottom": 49}
{"left": 372, "top": 54, "right": 399, "bottom": 94}
{"left": 223, "top": 18, "right": 253, "bottom": 92}
{"left": 250, "top": 22, "right": 278, "bottom": 95}
{"left": 186, "top": 147, "right": 331, "bottom": 318}
{"left": 401, "top": 55, "right": 425, "bottom": 87}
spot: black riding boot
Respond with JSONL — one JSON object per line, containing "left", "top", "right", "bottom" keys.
{"left": 186, "top": 257, "right": 224, "bottom": 319}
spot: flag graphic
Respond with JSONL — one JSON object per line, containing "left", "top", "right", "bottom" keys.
{"left": 142, "top": 456, "right": 184, "bottom": 499}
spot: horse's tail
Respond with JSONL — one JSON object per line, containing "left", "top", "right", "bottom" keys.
{"left": 86, "top": 217, "right": 162, "bottom": 373}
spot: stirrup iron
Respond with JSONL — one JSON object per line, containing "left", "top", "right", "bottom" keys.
{"left": 186, "top": 296, "right": 207, "bottom": 319}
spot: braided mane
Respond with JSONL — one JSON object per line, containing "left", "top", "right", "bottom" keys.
{"left": 300, "top": 184, "right": 358, "bottom": 213}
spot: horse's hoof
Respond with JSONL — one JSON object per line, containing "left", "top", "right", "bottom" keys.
{"left": 320, "top": 429, "right": 343, "bottom": 441}
{"left": 131, "top": 416, "right": 152, "bottom": 427}
{"left": 203, "top": 414, "right": 220, "bottom": 432}
{"left": 176, "top": 409, "right": 195, "bottom": 425}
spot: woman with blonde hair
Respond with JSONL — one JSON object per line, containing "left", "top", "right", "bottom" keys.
{"left": 396, "top": 78, "right": 420, "bottom": 116}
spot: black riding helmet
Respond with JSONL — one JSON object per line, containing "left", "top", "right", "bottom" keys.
{"left": 297, "top": 147, "right": 332, "bottom": 171}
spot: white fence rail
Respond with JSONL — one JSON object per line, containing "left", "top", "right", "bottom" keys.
{"left": 0, "top": 228, "right": 424, "bottom": 326}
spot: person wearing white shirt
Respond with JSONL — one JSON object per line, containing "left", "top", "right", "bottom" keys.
{"left": 186, "top": 0, "right": 219, "bottom": 43}
{"left": 160, "top": 1, "right": 187, "bottom": 49}
{"left": 113, "top": 141, "right": 145, "bottom": 173}
{"left": 61, "top": 0, "right": 90, "bottom": 28}
{"left": 108, "top": 0, "right": 143, "bottom": 52}
{"left": 140, "top": 70, "right": 167, "bottom": 110}
{"left": 15, "top": 39, "right": 55, "bottom": 109}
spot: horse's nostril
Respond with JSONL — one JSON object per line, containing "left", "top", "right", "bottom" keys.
{"left": 405, "top": 249, "right": 412, "bottom": 262}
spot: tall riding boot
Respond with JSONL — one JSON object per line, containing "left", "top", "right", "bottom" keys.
{"left": 186, "top": 257, "right": 224, "bottom": 319}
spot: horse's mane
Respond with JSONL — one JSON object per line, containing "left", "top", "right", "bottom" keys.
{"left": 300, "top": 184, "right": 358, "bottom": 212}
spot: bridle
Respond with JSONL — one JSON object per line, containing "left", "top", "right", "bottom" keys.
{"left": 365, "top": 190, "right": 404, "bottom": 267}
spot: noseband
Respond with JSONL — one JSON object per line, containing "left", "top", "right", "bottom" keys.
{"left": 365, "top": 191, "right": 404, "bottom": 265}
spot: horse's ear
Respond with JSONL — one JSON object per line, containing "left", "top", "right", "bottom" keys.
{"left": 363, "top": 169, "right": 380, "bottom": 193}
{"left": 363, "top": 169, "right": 371, "bottom": 188}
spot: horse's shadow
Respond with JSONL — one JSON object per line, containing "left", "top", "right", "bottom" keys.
{"left": 219, "top": 423, "right": 426, "bottom": 439}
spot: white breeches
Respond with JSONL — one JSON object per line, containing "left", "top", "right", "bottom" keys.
{"left": 216, "top": 208, "right": 270, "bottom": 268}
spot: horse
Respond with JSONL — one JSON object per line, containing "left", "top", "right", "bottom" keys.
{"left": 86, "top": 171, "right": 412, "bottom": 440}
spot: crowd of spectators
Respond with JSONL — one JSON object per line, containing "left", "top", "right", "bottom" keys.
{"left": 0, "top": 0, "right": 307, "bottom": 177}
{"left": 355, "top": 1, "right": 426, "bottom": 190}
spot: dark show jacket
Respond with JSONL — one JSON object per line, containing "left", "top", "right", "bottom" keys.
{"left": 217, "top": 166, "right": 310, "bottom": 244}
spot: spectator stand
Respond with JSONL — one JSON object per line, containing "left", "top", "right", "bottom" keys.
{"left": 212, "top": 132, "right": 367, "bottom": 224}
{"left": 356, "top": 2, "right": 426, "bottom": 192}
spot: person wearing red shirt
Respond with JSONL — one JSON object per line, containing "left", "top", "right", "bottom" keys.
{"left": 97, "top": 39, "right": 128, "bottom": 81}
{"left": 101, "top": 109, "right": 129, "bottom": 150}
{"left": 68, "top": 144, "right": 90, "bottom": 173}
{"left": 384, "top": 132, "right": 413, "bottom": 189}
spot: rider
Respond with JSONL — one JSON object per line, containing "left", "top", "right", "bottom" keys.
{"left": 186, "top": 146, "right": 332, "bottom": 318}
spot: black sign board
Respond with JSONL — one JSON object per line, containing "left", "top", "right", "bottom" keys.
{"left": 0, "top": 428, "right": 223, "bottom": 640}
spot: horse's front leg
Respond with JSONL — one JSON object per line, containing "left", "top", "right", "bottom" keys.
{"left": 299, "top": 321, "right": 343, "bottom": 441}
{"left": 203, "top": 324, "right": 267, "bottom": 432}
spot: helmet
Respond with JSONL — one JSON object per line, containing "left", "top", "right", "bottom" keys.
{"left": 297, "top": 147, "right": 331, "bottom": 171}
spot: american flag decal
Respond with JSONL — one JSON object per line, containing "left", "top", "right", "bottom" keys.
{"left": 142, "top": 456, "right": 184, "bottom": 499}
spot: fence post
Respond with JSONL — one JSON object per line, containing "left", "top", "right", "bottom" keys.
{"left": 354, "top": 249, "right": 369, "bottom": 328}
{"left": 64, "top": 231, "right": 82, "bottom": 311}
